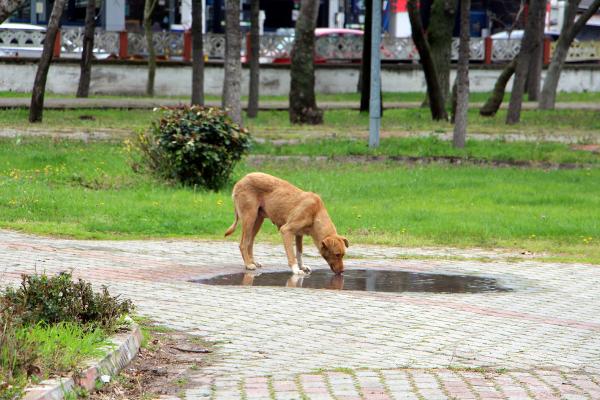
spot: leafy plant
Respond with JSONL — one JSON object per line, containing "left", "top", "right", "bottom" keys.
{"left": 132, "top": 106, "right": 251, "bottom": 190}
{"left": 2, "top": 272, "right": 133, "bottom": 331}
{"left": 0, "top": 309, "right": 36, "bottom": 400}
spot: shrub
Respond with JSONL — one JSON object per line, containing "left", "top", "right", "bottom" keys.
{"left": 2, "top": 272, "right": 134, "bottom": 331}
{"left": 132, "top": 106, "right": 251, "bottom": 190}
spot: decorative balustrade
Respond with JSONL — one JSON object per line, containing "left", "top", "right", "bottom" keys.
{"left": 2, "top": 27, "right": 600, "bottom": 64}
{"left": 0, "top": 27, "right": 45, "bottom": 48}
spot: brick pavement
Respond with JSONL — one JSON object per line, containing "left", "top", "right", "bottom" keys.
{"left": 1, "top": 229, "right": 599, "bottom": 399}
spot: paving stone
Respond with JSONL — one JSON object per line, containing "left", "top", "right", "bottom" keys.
{"left": 2, "top": 230, "right": 600, "bottom": 400}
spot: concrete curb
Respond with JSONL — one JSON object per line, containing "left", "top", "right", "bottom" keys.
{"left": 22, "top": 319, "right": 143, "bottom": 400}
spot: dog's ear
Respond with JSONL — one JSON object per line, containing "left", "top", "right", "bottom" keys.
{"left": 321, "top": 237, "right": 334, "bottom": 250}
{"left": 340, "top": 236, "right": 349, "bottom": 248}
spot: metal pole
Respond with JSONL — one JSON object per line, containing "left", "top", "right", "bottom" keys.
{"left": 369, "top": 0, "right": 381, "bottom": 148}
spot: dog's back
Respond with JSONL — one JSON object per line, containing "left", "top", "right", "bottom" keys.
{"left": 233, "top": 172, "right": 300, "bottom": 197}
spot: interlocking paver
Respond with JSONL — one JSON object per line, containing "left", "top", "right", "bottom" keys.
{"left": 1, "top": 229, "right": 600, "bottom": 399}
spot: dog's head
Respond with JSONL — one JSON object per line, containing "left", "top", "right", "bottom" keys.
{"left": 320, "top": 235, "right": 349, "bottom": 274}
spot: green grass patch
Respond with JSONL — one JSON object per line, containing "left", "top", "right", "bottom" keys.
{"left": 0, "top": 137, "right": 598, "bottom": 263}
{"left": 0, "top": 103, "right": 599, "bottom": 140}
{"left": 2, "top": 90, "right": 600, "bottom": 103}
{"left": 253, "top": 136, "right": 599, "bottom": 165}
{"left": 18, "top": 322, "right": 108, "bottom": 375}
{"left": 246, "top": 108, "right": 600, "bottom": 138}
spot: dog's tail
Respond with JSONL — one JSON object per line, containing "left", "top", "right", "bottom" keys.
{"left": 224, "top": 208, "right": 239, "bottom": 237}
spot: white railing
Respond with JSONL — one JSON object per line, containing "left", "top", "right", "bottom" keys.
{"left": 2, "top": 27, "right": 600, "bottom": 64}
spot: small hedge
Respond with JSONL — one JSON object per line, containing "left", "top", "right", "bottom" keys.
{"left": 2, "top": 272, "right": 133, "bottom": 331}
{"left": 133, "top": 106, "right": 251, "bottom": 190}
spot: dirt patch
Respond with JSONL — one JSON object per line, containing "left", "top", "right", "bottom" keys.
{"left": 89, "top": 320, "right": 214, "bottom": 399}
{"left": 571, "top": 144, "right": 600, "bottom": 153}
{"left": 247, "top": 154, "right": 592, "bottom": 170}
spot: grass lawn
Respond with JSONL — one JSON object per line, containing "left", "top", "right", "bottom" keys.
{"left": 0, "top": 137, "right": 598, "bottom": 263}
{"left": 1, "top": 107, "right": 600, "bottom": 139}
{"left": 253, "top": 136, "right": 599, "bottom": 165}
{"left": 3, "top": 90, "right": 600, "bottom": 103}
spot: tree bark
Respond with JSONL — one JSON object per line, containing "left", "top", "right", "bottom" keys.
{"left": 453, "top": 0, "right": 470, "bottom": 149}
{"left": 29, "top": 0, "right": 67, "bottom": 123}
{"left": 526, "top": 5, "right": 545, "bottom": 101}
{"left": 191, "top": 0, "right": 204, "bottom": 105}
{"left": 222, "top": 0, "right": 242, "bottom": 124}
{"left": 0, "top": 0, "right": 26, "bottom": 23}
{"left": 76, "top": 0, "right": 96, "bottom": 98}
{"left": 479, "top": 58, "right": 517, "bottom": 116}
{"left": 359, "top": 0, "right": 372, "bottom": 113}
{"left": 144, "top": 0, "right": 158, "bottom": 97}
{"left": 540, "top": 0, "right": 600, "bottom": 109}
{"left": 407, "top": 0, "right": 447, "bottom": 121}
{"left": 289, "top": 0, "right": 323, "bottom": 124}
{"left": 428, "top": 0, "right": 458, "bottom": 105}
{"left": 247, "top": 0, "right": 260, "bottom": 117}
{"left": 506, "top": 0, "right": 546, "bottom": 124}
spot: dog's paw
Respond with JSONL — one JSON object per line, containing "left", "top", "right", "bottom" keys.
{"left": 245, "top": 263, "right": 258, "bottom": 271}
{"left": 254, "top": 261, "right": 263, "bottom": 268}
{"left": 300, "top": 264, "right": 312, "bottom": 273}
{"left": 291, "top": 264, "right": 305, "bottom": 275}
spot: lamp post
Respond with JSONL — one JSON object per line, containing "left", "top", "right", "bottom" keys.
{"left": 368, "top": 0, "right": 381, "bottom": 148}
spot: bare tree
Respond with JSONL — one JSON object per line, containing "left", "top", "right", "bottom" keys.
{"left": 540, "top": 0, "right": 600, "bottom": 109}
{"left": 191, "top": 0, "right": 204, "bottom": 105}
{"left": 222, "top": 0, "right": 242, "bottom": 124}
{"left": 479, "top": 58, "right": 516, "bottom": 116}
{"left": 407, "top": 0, "right": 447, "bottom": 120}
{"left": 453, "top": 0, "right": 470, "bottom": 148}
{"left": 76, "top": 0, "right": 96, "bottom": 98}
{"left": 289, "top": 0, "right": 323, "bottom": 124}
{"left": 506, "top": 0, "right": 546, "bottom": 124}
{"left": 29, "top": 0, "right": 67, "bottom": 122}
{"left": 247, "top": 0, "right": 260, "bottom": 117}
{"left": 0, "top": 0, "right": 26, "bottom": 23}
{"left": 359, "top": 0, "right": 372, "bottom": 113}
{"left": 143, "top": 0, "right": 158, "bottom": 96}
{"left": 428, "top": 0, "right": 458, "bottom": 105}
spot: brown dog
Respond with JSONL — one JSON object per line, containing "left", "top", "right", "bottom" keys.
{"left": 225, "top": 172, "right": 348, "bottom": 274}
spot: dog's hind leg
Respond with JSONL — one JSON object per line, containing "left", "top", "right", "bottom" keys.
{"left": 240, "top": 205, "right": 260, "bottom": 270}
{"left": 295, "top": 235, "right": 311, "bottom": 273}
{"left": 248, "top": 214, "right": 265, "bottom": 268}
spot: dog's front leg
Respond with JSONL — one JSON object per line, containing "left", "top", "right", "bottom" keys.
{"left": 295, "top": 235, "right": 311, "bottom": 273}
{"left": 281, "top": 226, "right": 304, "bottom": 274}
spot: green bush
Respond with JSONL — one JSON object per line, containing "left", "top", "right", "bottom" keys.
{"left": 2, "top": 272, "right": 133, "bottom": 330}
{"left": 133, "top": 106, "right": 251, "bottom": 190}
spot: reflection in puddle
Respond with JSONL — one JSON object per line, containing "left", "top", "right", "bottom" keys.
{"left": 195, "top": 269, "right": 512, "bottom": 294}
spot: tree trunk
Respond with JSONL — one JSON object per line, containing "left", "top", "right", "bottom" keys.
{"left": 526, "top": 6, "right": 545, "bottom": 101}
{"left": 506, "top": 0, "right": 546, "bottom": 124}
{"left": 453, "top": 0, "right": 470, "bottom": 149}
{"left": 144, "top": 0, "right": 157, "bottom": 97}
{"left": 428, "top": 0, "right": 458, "bottom": 105}
{"left": 29, "top": 0, "right": 67, "bottom": 123}
{"left": 76, "top": 0, "right": 96, "bottom": 98}
{"left": 247, "top": 0, "right": 260, "bottom": 117}
{"left": 407, "top": 0, "right": 447, "bottom": 121}
{"left": 540, "top": 0, "right": 600, "bottom": 109}
{"left": 359, "top": 0, "right": 372, "bottom": 113}
{"left": 222, "top": 0, "right": 242, "bottom": 124}
{"left": 191, "top": 0, "right": 204, "bottom": 105}
{"left": 289, "top": 0, "right": 323, "bottom": 124}
{"left": 0, "top": 0, "right": 27, "bottom": 23}
{"left": 479, "top": 58, "right": 517, "bottom": 116}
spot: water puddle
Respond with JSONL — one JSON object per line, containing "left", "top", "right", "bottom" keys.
{"left": 195, "top": 269, "right": 512, "bottom": 293}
